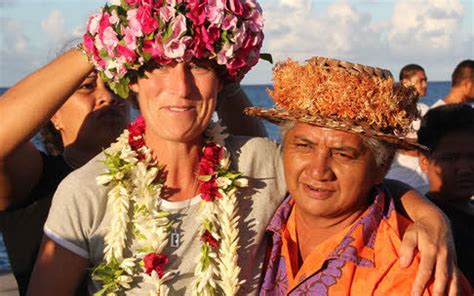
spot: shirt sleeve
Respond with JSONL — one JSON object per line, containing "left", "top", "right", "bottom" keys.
{"left": 43, "top": 171, "right": 101, "bottom": 259}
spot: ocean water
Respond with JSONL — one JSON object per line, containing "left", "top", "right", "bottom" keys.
{"left": 0, "top": 82, "right": 450, "bottom": 272}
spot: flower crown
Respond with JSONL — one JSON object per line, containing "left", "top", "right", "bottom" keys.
{"left": 82, "top": 0, "right": 269, "bottom": 98}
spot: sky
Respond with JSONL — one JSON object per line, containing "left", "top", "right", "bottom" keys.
{"left": 0, "top": 0, "right": 473, "bottom": 87}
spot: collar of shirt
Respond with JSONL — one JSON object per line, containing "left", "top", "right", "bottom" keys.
{"left": 266, "top": 185, "right": 397, "bottom": 284}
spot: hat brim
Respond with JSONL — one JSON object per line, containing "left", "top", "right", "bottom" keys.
{"left": 245, "top": 107, "right": 427, "bottom": 151}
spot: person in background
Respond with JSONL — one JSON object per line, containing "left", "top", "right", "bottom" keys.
{"left": 26, "top": 1, "right": 459, "bottom": 295}
{"left": 386, "top": 64, "right": 429, "bottom": 193}
{"left": 0, "top": 37, "right": 263, "bottom": 295}
{"left": 247, "top": 57, "right": 471, "bottom": 295}
{"left": 432, "top": 59, "right": 474, "bottom": 108}
{"left": 418, "top": 103, "right": 474, "bottom": 285}
{"left": 0, "top": 40, "right": 131, "bottom": 295}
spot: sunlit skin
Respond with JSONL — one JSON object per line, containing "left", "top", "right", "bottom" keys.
{"left": 403, "top": 70, "right": 427, "bottom": 97}
{"left": 282, "top": 123, "right": 386, "bottom": 233}
{"left": 51, "top": 73, "right": 130, "bottom": 149}
{"left": 419, "top": 131, "right": 474, "bottom": 202}
{"left": 130, "top": 61, "right": 222, "bottom": 148}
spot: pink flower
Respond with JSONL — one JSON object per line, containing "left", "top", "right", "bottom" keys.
{"left": 137, "top": 5, "right": 158, "bottom": 35}
{"left": 109, "top": 9, "right": 120, "bottom": 25}
{"left": 86, "top": 13, "right": 102, "bottom": 35}
{"left": 206, "top": 4, "right": 225, "bottom": 25}
{"left": 159, "top": 6, "right": 176, "bottom": 22}
{"left": 201, "top": 24, "right": 220, "bottom": 51}
{"left": 83, "top": 34, "right": 95, "bottom": 53}
{"left": 200, "top": 230, "right": 220, "bottom": 249}
{"left": 143, "top": 253, "right": 168, "bottom": 278}
{"left": 227, "top": 0, "right": 243, "bottom": 16}
{"left": 246, "top": 8, "right": 264, "bottom": 32}
{"left": 116, "top": 44, "right": 136, "bottom": 63}
{"left": 222, "top": 15, "right": 237, "bottom": 31}
{"left": 126, "top": 0, "right": 140, "bottom": 6}
{"left": 122, "top": 28, "right": 138, "bottom": 51}
{"left": 186, "top": 1, "right": 207, "bottom": 25}
{"left": 101, "top": 26, "right": 119, "bottom": 55}
{"left": 126, "top": 9, "right": 144, "bottom": 37}
{"left": 143, "top": 36, "right": 165, "bottom": 58}
{"left": 163, "top": 15, "right": 191, "bottom": 59}
{"left": 164, "top": 36, "right": 191, "bottom": 59}
{"left": 98, "top": 12, "right": 111, "bottom": 38}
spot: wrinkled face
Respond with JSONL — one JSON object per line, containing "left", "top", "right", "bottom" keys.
{"left": 404, "top": 70, "right": 427, "bottom": 97}
{"left": 282, "top": 123, "right": 385, "bottom": 220}
{"left": 52, "top": 73, "right": 130, "bottom": 147}
{"left": 130, "top": 61, "right": 222, "bottom": 145}
{"left": 420, "top": 131, "right": 474, "bottom": 201}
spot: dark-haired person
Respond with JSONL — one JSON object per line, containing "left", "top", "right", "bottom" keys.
{"left": 0, "top": 42, "right": 131, "bottom": 295}
{"left": 386, "top": 64, "right": 429, "bottom": 193}
{"left": 432, "top": 59, "right": 474, "bottom": 108}
{"left": 400, "top": 63, "right": 428, "bottom": 97}
{"left": 418, "top": 103, "right": 474, "bottom": 285}
{"left": 250, "top": 57, "right": 472, "bottom": 296}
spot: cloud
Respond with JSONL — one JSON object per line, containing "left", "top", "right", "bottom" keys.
{"left": 0, "top": 17, "right": 43, "bottom": 86}
{"left": 262, "top": 0, "right": 385, "bottom": 62}
{"left": 41, "top": 9, "right": 65, "bottom": 42}
{"left": 388, "top": 0, "right": 465, "bottom": 55}
{"left": 244, "top": 0, "right": 472, "bottom": 84}
{"left": 0, "top": 17, "right": 28, "bottom": 54}
{"left": 0, "top": 0, "right": 16, "bottom": 7}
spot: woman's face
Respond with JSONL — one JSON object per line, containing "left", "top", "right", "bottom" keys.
{"left": 52, "top": 73, "right": 130, "bottom": 148}
{"left": 131, "top": 61, "right": 222, "bottom": 145}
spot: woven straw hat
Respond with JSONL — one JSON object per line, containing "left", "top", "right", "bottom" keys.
{"left": 245, "top": 57, "right": 427, "bottom": 151}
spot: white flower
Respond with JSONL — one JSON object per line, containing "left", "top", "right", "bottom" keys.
{"left": 119, "top": 258, "right": 136, "bottom": 275}
{"left": 216, "top": 176, "right": 232, "bottom": 189}
{"left": 96, "top": 174, "right": 113, "bottom": 185}
{"left": 118, "top": 275, "right": 133, "bottom": 289}
{"left": 233, "top": 177, "right": 248, "bottom": 188}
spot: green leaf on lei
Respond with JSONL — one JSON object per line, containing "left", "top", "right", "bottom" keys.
{"left": 197, "top": 174, "right": 213, "bottom": 182}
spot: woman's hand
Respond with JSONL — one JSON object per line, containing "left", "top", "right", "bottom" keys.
{"left": 399, "top": 211, "right": 459, "bottom": 296}
{"left": 384, "top": 179, "right": 460, "bottom": 295}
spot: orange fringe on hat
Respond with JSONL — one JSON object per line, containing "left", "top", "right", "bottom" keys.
{"left": 269, "top": 58, "right": 419, "bottom": 136}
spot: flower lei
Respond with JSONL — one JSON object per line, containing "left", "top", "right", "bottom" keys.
{"left": 83, "top": 0, "right": 269, "bottom": 98}
{"left": 92, "top": 116, "right": 247, "bottom": 295}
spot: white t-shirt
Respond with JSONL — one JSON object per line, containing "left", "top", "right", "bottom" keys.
{"left": 386, "top": 103, "right": 429, "bottom": 192}
{"left": 44, "top": 135, "right": 287, "bottom": 295}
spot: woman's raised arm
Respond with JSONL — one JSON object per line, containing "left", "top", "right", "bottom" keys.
{"left": 0, "top": 49, "right": 92, "bottom": 208}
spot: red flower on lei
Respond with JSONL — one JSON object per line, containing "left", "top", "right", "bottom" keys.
{"left": 198, "top": 142, "right": 223, "bottom": 202}
{"left": 128, "top": 116, "right": 146, "bottom": 150}
{"left": 200, "top": 230, "right": 220, "bottom": 249}
{"left": 143, "top": 252, "right": 169, "bottom": 279}
{"left": 127, "top": 116, "right": 224, "bottom": 271}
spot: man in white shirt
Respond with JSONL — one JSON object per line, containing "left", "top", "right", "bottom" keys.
{"left": 386, "top": 64, "right": 429, "bottom": 192}
{"left": 432, "top": 59, "right": 474, "bottom": 108}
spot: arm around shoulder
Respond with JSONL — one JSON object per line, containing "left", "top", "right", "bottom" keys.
{"left": 216, "top": 83, "right": 268, "bottom": 137}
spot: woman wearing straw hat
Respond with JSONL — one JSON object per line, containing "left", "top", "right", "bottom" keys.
{"left": 28, "top": 1, "right": 457, "bottom": 295}
{"left": 247, "top": 57, "right": 471, "bottom": 295}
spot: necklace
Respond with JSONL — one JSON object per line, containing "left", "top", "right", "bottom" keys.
{"left": 92, "top": 116, "right": 247, "bottom": 296}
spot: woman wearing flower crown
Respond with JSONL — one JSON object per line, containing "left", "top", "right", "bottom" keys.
{"left": 27, "top": 1, "right": 458, "bottom": 296}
